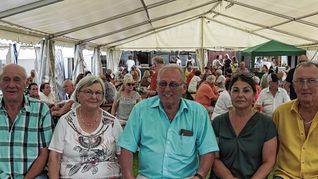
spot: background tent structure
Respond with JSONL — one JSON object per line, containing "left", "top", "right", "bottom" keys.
{"left": 243, "top": 40, "right": 306, "bottom": 68}
{"left": 0, "top": 0, "right": 317, "bottom": 69}
{"left": 243, "top": 40, "right": 306, "bottom": 57}
{"left": 0, "top": 0, "right": 318, "bottom": 49}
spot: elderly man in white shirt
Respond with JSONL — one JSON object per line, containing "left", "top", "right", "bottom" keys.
{"left": 256, "top": 73, "right": 290, "bottom": 116}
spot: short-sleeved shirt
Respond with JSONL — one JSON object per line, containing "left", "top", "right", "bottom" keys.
{"left": 255, "top": 87, "right": 290, "bottom": 116}
{"left": 272, "top": 100, "right": 318, "bottom": 178}
{"left": 118, "top": 96, "right": 219, "bottom": 178}
{"left": 188, "top": 75, "right": 201, "bottom": 93}
{"left": 211, "top": 90, "right": 232, "bottom": 120}
{"left": 210, "top": 112, "right": 277, "bottom": 179}
{"left": 49, "top": 106, "right": 123, "bottom": 178}
{"left": 0, "top": 96, "right": 54, "bottom": 178}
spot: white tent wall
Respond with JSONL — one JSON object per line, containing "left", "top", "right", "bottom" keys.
{"left": 92, "top": 47, "right": 102, "bottom": 76}
{"left": 105, "top": 48, "right": 122, "bottom": 74}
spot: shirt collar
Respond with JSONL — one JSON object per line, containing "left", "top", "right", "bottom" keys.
{"left": 0, "top": 95, "right": 30, "bottom": 112}
{"left": 290, "top": 99, "right": 299, "bottom": 113}
{"left": 150, "top": 96, "right": 189, "bottom": 112}
{"left": 265, "top": 87, "right": 283, "bottom": 93}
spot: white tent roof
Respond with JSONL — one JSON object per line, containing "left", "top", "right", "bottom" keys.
{"left": 0, "top": 0, "right": 318, "bottom": 50}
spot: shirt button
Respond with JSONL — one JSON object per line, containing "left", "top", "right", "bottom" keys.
{"left": 301, "top": 161, "right": 305, "bottom": 164}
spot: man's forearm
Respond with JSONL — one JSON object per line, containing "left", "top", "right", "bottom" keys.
{"left": 120, "top": 148, "right": 135, "bottom": 179}
{"left": 24, "top": 148, "right": 49, "bottom": 179}
{"left": 197, "top": 152, "right": 214, "bottom": 177}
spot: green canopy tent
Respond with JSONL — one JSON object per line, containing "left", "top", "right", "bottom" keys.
{"left": 243, "top": 40, "right": 306, "bottom": 69}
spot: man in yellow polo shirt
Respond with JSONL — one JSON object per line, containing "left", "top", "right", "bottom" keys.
{"left": 272, "top": 61, "right": 318, "bottom": 178}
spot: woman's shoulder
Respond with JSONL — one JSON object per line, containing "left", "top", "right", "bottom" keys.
{"left": 101, "top": 110, "right": 117, "bottom": 123}
{"left": 254, "top": 112, "right": 275, "bottom": 126}
{"left": 213, "top": 112, "right": 229, "bottom": 125}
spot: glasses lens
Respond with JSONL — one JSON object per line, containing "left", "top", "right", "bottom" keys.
{"left": 158, "top": 81, "right": 168, "bottom": 88}
{"left": 169, "top": 82, "right": 180, "bottom": 89}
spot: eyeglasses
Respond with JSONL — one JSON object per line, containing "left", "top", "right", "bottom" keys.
{"left": 80, "top": 90, "right": 103, "bottom": 97}
{"left": 157, "top": 80, "right": 183, "bottom": 90}
{"left": 126, "top": 83, "right": 135, "bottom": 86}
{"left": 293, "top": 78, "right": 318, "bottom": 86}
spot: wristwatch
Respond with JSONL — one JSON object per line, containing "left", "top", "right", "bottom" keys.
{"left": 194, "top": 173, "right": 204, "bottom": 179}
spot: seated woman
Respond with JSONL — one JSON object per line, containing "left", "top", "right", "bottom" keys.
{"left": 111, "top": 74, "right": 141, "bottom": 125}
{"left": 195, "top": 75, "right": 219, "bottom": 115}
{"left": 210, "top": 73, "right": 277, "bottom": 179}
{"left": 48, "top": 75, "right": 123, "bottom": 179}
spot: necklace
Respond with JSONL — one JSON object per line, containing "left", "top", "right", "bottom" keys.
{"left": 78, "top": 108, "right": 100, "bottom": 127}
{"left": 304, "top": 119, "right": 313, "bottom": 125}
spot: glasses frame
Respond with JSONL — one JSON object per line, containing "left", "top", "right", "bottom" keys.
{"left": 293, "top": 78, "right": 318, "bottom": 86}
{"left": 157, "top": 80, "right": 184, "bottom": 90}
{"left": 79, "top": 89, "right": 104, "bottom": 98}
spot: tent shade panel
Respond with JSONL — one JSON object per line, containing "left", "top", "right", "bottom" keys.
{"left": 243, "top": 40, "right": 306, "bottom": 56}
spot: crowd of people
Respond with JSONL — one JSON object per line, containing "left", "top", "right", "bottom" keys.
{"left": 0, "top": 53, "right": 317, "bottom": 178}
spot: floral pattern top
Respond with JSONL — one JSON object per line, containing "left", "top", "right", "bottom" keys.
{"left": 49, "top": 106, "right": 123, "bottom": 178}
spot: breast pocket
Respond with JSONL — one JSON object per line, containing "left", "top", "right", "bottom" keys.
{"left": 172, "top": 131, "right": 196, "bottom": 157}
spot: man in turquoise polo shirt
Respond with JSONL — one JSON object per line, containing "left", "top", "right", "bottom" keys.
{"left": 119, "top": 64, "right": 219, "bottom": 179}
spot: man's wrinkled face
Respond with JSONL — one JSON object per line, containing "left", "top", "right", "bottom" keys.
{"left": 157, "top": 68, "right": 186, "bottom": 109}
{"left": 293, "top": 65, "right": 318, "bottom": 106}
{"left": 0, "top": 65, "right": 26, "bottom": 103}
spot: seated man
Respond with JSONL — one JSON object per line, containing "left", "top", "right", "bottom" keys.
{"left": 51, "top": 80, "right": 75, "bottom": 117}
{"left": 119, "top": 64, "right": 219, "bottom": 179}
{"left": 39, "top": 82, "right": 55, "bottom": 107}
{"left": 0, "top": 64, "right": 54, "bottom": 178}
{"left": 28, "top": 82, "right": 40, "bottom": 99}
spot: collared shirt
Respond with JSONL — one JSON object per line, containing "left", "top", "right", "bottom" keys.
{"left": 39, "top": 91, "right": 55, "bottom": 105}
{"left": 256, "top": 87, "right": 290, "bottom": 116}
{"left": 188, "top": 75, "right": 201, "bottom": 93}
{"left": 0, "top": 96, "right": 54, "bottom": 178}
{"left": 272, "top": 100, "right": 318, "bottom": 178}
{"left": 211, "top": 90, "right": 232, "bottom": 120}
{"left": 118, "top": 96, "right": 219, "bottom": 178}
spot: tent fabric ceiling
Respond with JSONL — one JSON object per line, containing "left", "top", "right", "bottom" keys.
{"left": 0, "top": 0, "right": 318, "bottom": 50}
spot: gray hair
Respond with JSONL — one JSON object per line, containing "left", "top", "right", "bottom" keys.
{"left": 0, "top": 64, "right": 27, "bottom": 80}
{"left": 152, "top": 56, "right": 164, "bottom": 65}
{"left": 205, "top": 75, "right": 216, "bottom": 83}
{"left": 252, "top": 75, "right": 260, "bottom": 84}
{"left": 158, "top": 64, "right": 185, "bottom": 83}
{"left": 293, "top": 61, "right": 318, "bottom": 80}
{"left": 216, "top": 69, "right": 223, "bottom": 75}
{"left": 73, "top": 75, "right": 105, "bottom": 103}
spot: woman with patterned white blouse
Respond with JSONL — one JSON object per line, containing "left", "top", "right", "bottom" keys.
{"left": 48, "top": 75, "right": 123, "bottom": 179}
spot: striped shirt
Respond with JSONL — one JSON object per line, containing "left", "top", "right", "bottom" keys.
{"left": 0, "top": 96, "right": 54, "bottom": 178}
